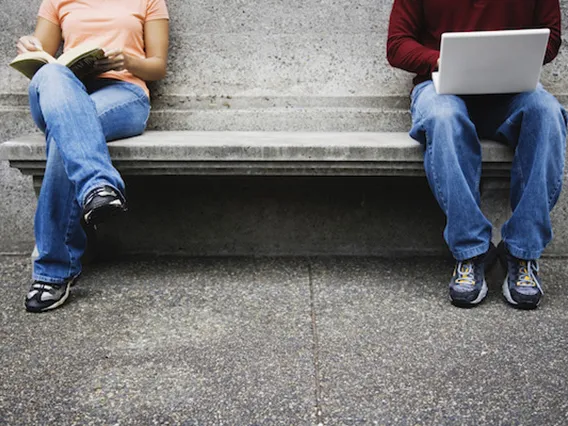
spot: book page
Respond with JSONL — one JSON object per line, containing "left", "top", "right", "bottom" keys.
{"left": 9, "top": 51, "right": 56, "bottom": 79}
{"left": 57, "top": 44, "right": 105, "bottom": 81}
{"left": 56, "top": 43, "right": 104, "bottom": 67}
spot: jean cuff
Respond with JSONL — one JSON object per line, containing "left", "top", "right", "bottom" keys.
{"left": 452, "top": 242, "right": 491, "bottom": 261}
{"left": 503, "top": 242, "right": 542, "bottom": 261}
{"left": 32, "top": 273, "right": 71, "bottom": 285}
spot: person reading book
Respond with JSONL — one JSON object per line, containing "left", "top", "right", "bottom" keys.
{"left": 387, "top": 0, "right": 567, "bottom": 309}
{"left": 16, "top": 0, "right": 169, "bottom": 312}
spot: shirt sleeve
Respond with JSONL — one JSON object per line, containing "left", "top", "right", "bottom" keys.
{"left": 534, "top": 0, "right": 562, "bottom": 64}
{"left": 146, "top": 0, "right": 169, "bottom": 21}
{"left": 37, "top": 0, "right": 60, "bottom": 26}
{"left": 386, "top": 0, "right": 439, "bottom": 76}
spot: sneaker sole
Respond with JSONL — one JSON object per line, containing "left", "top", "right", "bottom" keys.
{"left": 25, "top": 274, "right": 80, "bottom": 313}
{"left": 450, "top": 280, "right": 488, "bottom": 308}
{"left": 502, "top": 277, "right": 540, "bottom": 310}
{"left": 84, "top": 202, "right": 127, "bottom": 226}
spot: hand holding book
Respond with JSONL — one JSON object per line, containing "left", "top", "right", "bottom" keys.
{"left": 16, "top": 35, "right": 44, "bottom": 54}
{"left": 92, "top": 48, "right": 129, "bottom": 74}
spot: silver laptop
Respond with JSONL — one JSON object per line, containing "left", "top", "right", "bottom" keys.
{"left": 432, "top": 29, "right": 550, "bottom": 95}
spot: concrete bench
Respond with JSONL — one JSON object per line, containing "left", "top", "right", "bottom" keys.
{"left": 0, "top": 131, "right": 513, "bottom": 186}
{"left": 0, "top": 130, "right": 515, "bottom": 257}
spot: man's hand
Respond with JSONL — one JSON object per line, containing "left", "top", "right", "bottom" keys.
{"left": 17, "top": 35, "right": 43, "bottom": 54}
{"left": 95, "top": 49, "right": 132, "bottom": 73}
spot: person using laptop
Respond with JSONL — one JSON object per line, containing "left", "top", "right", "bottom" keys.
{"left": 387, "top": 0, "right": 567, "bottom": 309}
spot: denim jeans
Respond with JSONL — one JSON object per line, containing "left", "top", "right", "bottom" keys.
{"left": 28, "top": 64, "right": 150, "bottom": 284}
{"left": 410, "top": 81, "right": 567, "bottom": 261}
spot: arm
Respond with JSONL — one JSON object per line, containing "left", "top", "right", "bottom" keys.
{"left": 534, "top": 0, "right": 562, "bottom": 64}
{"left": 96, "top": 19, "right": 169, "bottom": 81}
{"left": 386, "top": 0, "right": 439, "bottom": 75}
{"left": 16, "top": 17, "right": 62, "bottom": 55}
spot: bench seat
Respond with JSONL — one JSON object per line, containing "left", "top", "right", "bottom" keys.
{"left": 0, "top": 131, "right": 513, "bottom": 178}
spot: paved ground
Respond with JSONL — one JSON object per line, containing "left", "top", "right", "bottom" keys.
{"left": 1, "top": 255, "right": 568, "bottom": 425}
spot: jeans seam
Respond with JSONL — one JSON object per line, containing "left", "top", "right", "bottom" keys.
{"left": 548, "top": 174, "right": 564, "bottom": 206}
{"left": 427, "top": 134, "right": 447, "bottom": 212}
{"left": 63, "top": 186, "right": 77, "bottom": 279}
{"left": 143, "top": 105, "right": 151, "bottom": 128}
{"left": 548, "top": 143, "right": 566, "bottom": 206}
{"left": 514, "top": 152, "right": 526, "bottom": 200}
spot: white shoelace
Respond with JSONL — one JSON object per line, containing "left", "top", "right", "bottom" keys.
{"left": 455, "top": 261, "right": 476, "bottom": 286}
{"left": 516, "top": 260, "right": 543, "bottom": 294}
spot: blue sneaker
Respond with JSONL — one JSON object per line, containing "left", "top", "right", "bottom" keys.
{"left": 502, "top": 253, "right": 543, "bottom": 310}
{"left": 449, "top": 256, "right": 488, "bottom": 307}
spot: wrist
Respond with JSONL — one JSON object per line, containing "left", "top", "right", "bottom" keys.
{"left": 123, "top": 53, "right": 137, "bottom": 72}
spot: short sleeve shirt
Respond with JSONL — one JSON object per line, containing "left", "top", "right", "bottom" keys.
{"left": 38, "top": 0, "right": 169, "bottom": 96}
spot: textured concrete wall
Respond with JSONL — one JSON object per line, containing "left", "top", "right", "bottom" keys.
{"left": 3, "top": 0, "right": 568, "bottom": 97}
{"left": 2, "top": 0, "right": 568, "bottom": 255}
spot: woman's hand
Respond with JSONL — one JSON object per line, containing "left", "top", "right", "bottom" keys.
{"left": 17, "top": 35, "right": 43, "bottom": 54}
{"left": 93, "top": 18, "right": 168, "bottom": 81}
{"left": 95, "top": 48, "right": 132, "bottom": 73}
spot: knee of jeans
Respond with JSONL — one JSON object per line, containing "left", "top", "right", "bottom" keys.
{"left": 30, "top": 63, "right": 73, "bottom": 91}
{"left": 422, "top": 102, "right": 468, "bottom": 126}
{"left": 523, "top": 91, "right": 565, "bottom": 121}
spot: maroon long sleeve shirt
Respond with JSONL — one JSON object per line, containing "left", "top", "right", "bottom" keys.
{"left": 387, "top": 0, "right": 562, "bottom": 85}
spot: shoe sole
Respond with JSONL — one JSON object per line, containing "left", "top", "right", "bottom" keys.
{"left": 25, "top": 274, "right": 80, "bottom": 313}
{"left": 450, "top": 279, "right": 488, "bottom": 308}
{"left": 502, "top": 277, "right": 540, "bottom": 310}
{"left": 84, "top": 202, "right": 127, "bottom": 226}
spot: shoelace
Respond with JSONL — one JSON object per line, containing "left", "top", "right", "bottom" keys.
{"left": 455, "top": 260, "right": 476, "bottom": 286}
{"left": 32, "top": 282, "right": 54, "bottom": 292}
{"left": 27, "top": 282, "right": 55, "bottom": 299}
{"left": 516, "top": 260, "right": 543, "bottom": 294}
{"left": 85, "top": 188, "right": 118, "bottom": 206}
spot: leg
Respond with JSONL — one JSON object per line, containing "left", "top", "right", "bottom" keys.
{"left": 410, "top": 81, "right": 492, "bottom": 261}
{"left": 28, "top": 64, "right": 125, "bottom": 205}
{"left": 27, "top": 76, "right": 150, "bottom": 312}
{"left": 475, "top": 86, "right": 567, "bottom": 309}
{"left": 491, "top": 86, "right": 567, "bottom": 259}
{"left": 33, "top": 142, "right": 85, "bottom": 284}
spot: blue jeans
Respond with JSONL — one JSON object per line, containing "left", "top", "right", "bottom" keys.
{"left": 410, "top": 81, "right": 567, "bottom": 261}
{"left": 29, "top": 64, "right": 150, "bottom": 284}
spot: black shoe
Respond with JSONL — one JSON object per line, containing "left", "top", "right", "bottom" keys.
{"left": 25, "top": 275, "right": 79, "bottom": 313}
{"left": 449, "top": 255, "right": 488, "bottom": 307}
{"left": 502, "top": 250, "right": 543, "bottom": 310}
{"left": 83, "top": 185, "right": 127, "bottom": 226}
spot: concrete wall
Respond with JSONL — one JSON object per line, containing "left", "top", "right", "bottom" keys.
{"left": 2, "top": 0, "right": 568, "bottom": 255}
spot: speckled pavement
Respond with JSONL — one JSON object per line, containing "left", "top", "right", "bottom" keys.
{"left": 1, "top": 255, "right": 567, "bottom": 425}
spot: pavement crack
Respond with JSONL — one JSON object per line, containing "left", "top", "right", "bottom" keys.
{"left": 308, "top": 259, "right": 324, "bottom": 425}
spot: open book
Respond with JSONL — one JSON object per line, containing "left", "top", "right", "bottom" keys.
{"left": 9, "top": 43, "right": 105, "bottom": 80}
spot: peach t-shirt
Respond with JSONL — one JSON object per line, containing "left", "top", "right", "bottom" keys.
{"left": 38, "top": 0, "right": 169, "bottom": 97}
